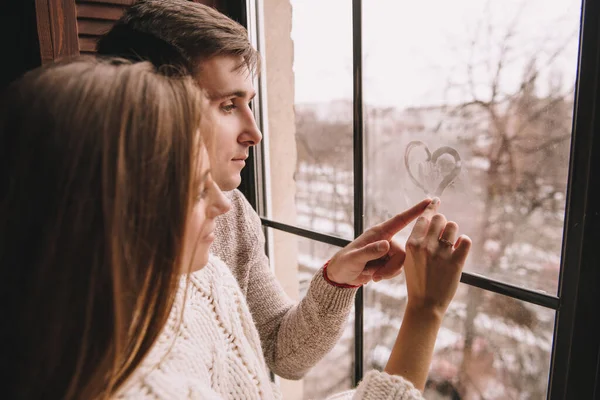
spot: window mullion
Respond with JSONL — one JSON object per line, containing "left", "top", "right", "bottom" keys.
{"left": 352, "top": 0, "right": 365, "bottom": 386}
{"left": 260, "top": 218, "right": 561, "bottom": 309}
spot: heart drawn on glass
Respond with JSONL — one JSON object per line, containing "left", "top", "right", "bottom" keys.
{"left": 404, "top": 141, "right": 462, "bottom": 197}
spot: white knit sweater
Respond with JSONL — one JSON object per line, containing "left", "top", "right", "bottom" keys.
{"left": 116, "top": 255, "right": 424, "bottom": 399}
{"left": 210, "top": 190, "right": 359, "bottom": 379}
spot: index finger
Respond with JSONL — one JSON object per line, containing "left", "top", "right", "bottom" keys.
{"left": 408, "top": 197, "right": 440, "bottom": 239}
{"left": 376, "top": 198, "right": 433, "bottom": 238}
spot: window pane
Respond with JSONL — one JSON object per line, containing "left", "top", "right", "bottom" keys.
{"left": 303, "top": 309, "right": 355, "bottom": 400}
{"left": 294, "top": 232, "right": 354, "bottom": 399}
{"left": 264, "top": 0, "right": 354, "bottom": 238}
{"left": 363, "top": 0, "right": 581, "bottom": 294}
{"left": 365, "top": 280, "right": 555, "bottom": 399}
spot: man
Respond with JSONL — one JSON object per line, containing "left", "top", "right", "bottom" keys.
{"left": 97, "top": 0, "right": 432, "bottom": 379}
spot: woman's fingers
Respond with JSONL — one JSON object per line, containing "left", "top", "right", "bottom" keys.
{"left": 426, "top": 213, "right": 447, "bottom": 243}
{"left": 409, "top": 198, "right": 440, "bottom": 239}
{"left": 439, "top": 221, "right": 459, "bottom": 248}
{"left": 452, "top": 235, "right": 472, "bottom": 264}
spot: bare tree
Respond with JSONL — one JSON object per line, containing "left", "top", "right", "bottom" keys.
{"left": 449, "top": 8, "right": 575, "bottom": 398}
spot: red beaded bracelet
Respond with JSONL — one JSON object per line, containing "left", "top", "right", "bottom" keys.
{"left": 322, "top": 259, "right": 362, "bottom": 289}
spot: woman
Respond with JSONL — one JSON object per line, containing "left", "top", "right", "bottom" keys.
{"left": 1, "top": 58, "right": 471, "bottom": 400}
{"left": 0, "top": 57, "right": 229, "bottom": 399}
{"left": 117, "top": 196, "right": 470, "bottom": 400}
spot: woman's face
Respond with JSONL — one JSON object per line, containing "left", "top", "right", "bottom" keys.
{"left": 182, "top": 146, "right": 231, "bottom": 272}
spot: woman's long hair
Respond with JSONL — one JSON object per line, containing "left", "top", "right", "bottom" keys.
{"left": 0, "top": 58, "right": 205, "bottom": 399}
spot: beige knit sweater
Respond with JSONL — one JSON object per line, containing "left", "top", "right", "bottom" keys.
{"left": 116, "top": 255, "right": 423, "bottom": 399}
{"left": 209, "top": 189, "right": 359, "bottom": 379}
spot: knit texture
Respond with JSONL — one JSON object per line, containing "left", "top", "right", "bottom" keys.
{"left": 210, "top": 189, "right": 359, "bottom": 379}
{"left": 116, "top": 255, "right": 424, "bottom": 400}
{"left": 117, "top": 255, "right": 279, "bottom": 399}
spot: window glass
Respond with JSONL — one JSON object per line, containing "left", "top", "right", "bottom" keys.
{"left": 297, "top": 233, "right": 355, "bottom": 399}
{"left": 363, "top": 0, "right": 581, "bottom": 294}
{"left": 268, "top": 0, "right": 354, "bottom": 238}
{"left": 365, "top": 281, "right": 555, "bottom": 399}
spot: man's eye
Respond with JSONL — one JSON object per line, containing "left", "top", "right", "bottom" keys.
{"left": 220, "top": 103, "right": 236, "bottom": 113}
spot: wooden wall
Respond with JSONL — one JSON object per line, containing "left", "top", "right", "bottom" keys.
{"left": 32, "top": 0, "right": 225, "bottom": 63}
{"left": 76, "top": 0, "right": 136, "bottom": 55}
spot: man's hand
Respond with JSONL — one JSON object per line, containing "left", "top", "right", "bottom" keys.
{"left": 325, "top": 198, "right": 433, "bottom": 287}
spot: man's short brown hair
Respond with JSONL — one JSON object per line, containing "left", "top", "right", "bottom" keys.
{"left": 96, "top": 0, "right": 260, "bottom": 75}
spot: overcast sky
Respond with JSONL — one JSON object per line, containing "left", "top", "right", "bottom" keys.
{"left": 290, "top": 0, "right": 582, "bottom": 108}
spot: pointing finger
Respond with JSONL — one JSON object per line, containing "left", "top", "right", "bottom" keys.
{"left": 374, "top": 198, "right": 433, "bottom": 239}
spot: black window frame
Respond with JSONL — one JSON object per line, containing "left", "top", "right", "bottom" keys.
{"left": 236, "top": 0, "right": 600, "bottom": 398}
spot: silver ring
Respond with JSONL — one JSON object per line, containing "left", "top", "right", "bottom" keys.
{"left": 438, "top": 237, "right": 454, "bottom": 247}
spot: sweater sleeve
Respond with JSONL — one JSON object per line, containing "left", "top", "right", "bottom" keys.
{"left": 217, "top": 190, "right": 358, "bottom": 380}
{"left": 324, "top": 370, "right": 424, "bottom": 400}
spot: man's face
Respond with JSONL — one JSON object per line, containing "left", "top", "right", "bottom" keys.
{"left": 195, "top": 56, "right": 262, "bottom": 191}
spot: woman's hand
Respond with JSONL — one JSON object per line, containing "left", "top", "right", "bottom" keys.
{"left": 403, "top": 197, "right": 471, "bottom": 316}
{"left": 325, "top": 198, "right": 432, "bottom": 287}
{"left": 384, "top": 198, "right": 471, "bottom": 391}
